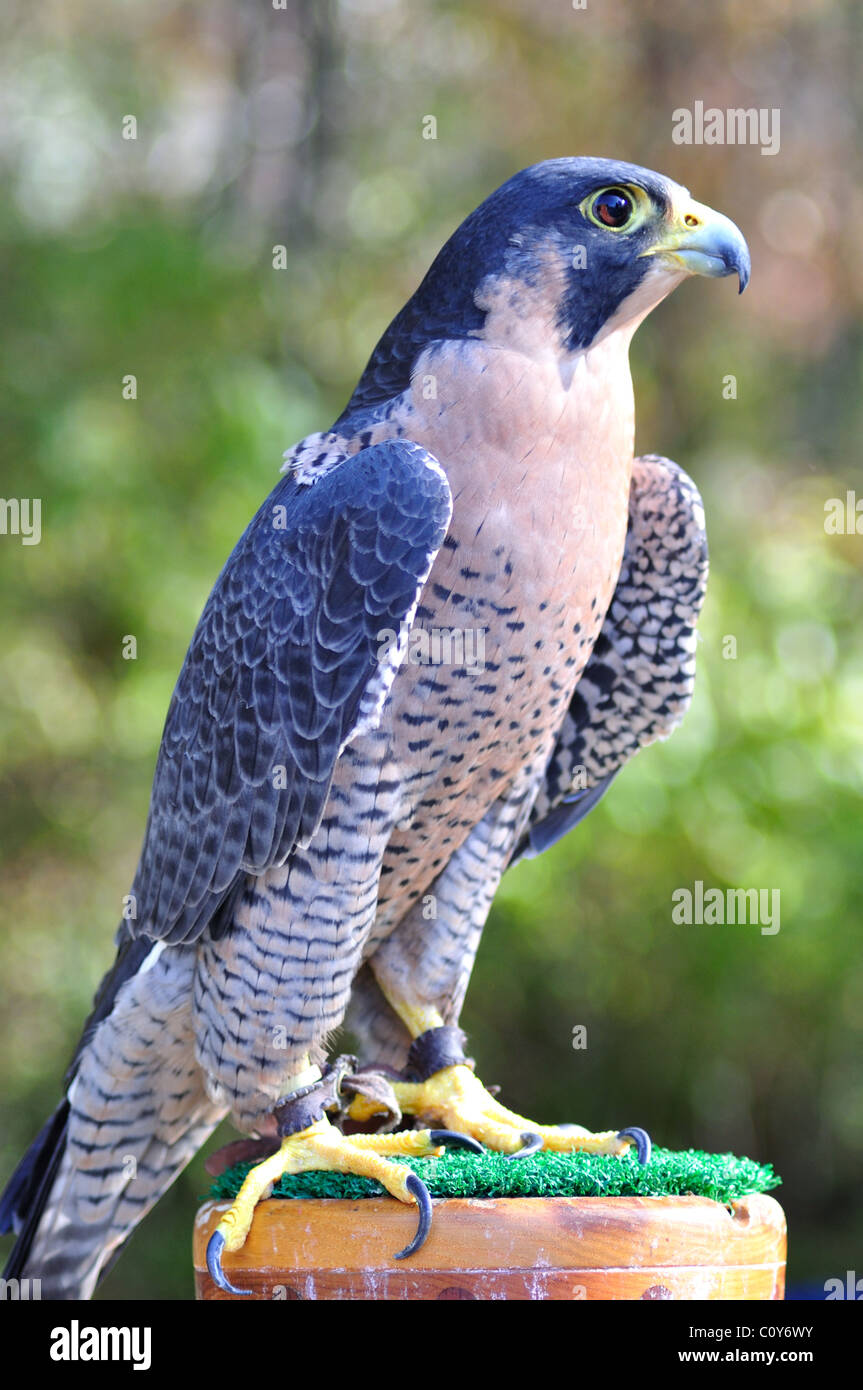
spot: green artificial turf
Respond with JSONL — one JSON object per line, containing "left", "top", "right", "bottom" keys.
{"left": 207, "top": 1146, "right": 780, "bottom": 1206}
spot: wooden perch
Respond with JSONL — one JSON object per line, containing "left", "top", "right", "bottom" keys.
{"left": 194, "top": 1192, "right": 786, "bottom": 1300}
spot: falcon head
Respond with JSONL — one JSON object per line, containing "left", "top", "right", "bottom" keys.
{"left": 348, "top": 157, "right": 749, "bottom": 412}
{"left": 456, "top": 156, "right": 751, "bottom": 350}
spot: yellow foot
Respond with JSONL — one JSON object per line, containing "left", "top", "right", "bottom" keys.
{"left": 205, "top": 1116, "right": 481, "bottom": 1296}
{"left": 356, "top": 1066, "right": 651, "bottom": 1164}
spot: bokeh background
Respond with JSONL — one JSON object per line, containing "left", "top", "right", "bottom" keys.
{"left": 1, "top": 0, "right": 861, "bottom": 1300}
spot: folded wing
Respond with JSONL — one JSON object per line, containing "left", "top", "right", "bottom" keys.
{"left": 129, "top": 440, "right": 452, "bottom": 944}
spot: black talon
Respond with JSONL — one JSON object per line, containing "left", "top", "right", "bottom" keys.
{"left": 505, "top": 1130, "right": 544, "bottom": 1160}
{"left": 206, "top": 1230, "right": 253, "bottom": 1297}
{"left": 393, "top": 1173, "right": 433, "bottom": 1260}
{"left": 428, "top": 1129, "right": 484, "bottom": 1154}
{"left": 617, "top": 1126, "right": 652, "bottom": 1166}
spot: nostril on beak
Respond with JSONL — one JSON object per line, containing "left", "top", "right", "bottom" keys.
{"left": 684, "top": 214, "right": 700, "bottom": 227}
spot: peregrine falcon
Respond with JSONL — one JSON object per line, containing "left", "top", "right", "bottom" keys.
{"left": 0, "top": 157, "right": 749, "bottom": 1298}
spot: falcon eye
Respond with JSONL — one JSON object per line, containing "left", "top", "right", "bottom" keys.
{"left": 591, "top": 188, "right": 634, "bottom": 229}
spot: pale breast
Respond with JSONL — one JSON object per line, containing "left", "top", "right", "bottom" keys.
{"left": 368, "top": 330, "right": 637, "bottom": 896}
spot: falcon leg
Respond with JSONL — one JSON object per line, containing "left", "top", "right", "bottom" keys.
{"left": 351, "top": 1003, "right": 650, "bottom": 1166}
{"left": 396, "top": 1037, "right": 650, "bottom": 1161}
{"left": 357, "top": 801, "right": 651, "bottom": 1164}
{"left": 205, "top": 1056, "right": 481, "bottom": 1296}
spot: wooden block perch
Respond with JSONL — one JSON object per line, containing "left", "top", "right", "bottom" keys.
{"left": 194, "top": 1192, "right": 786, "bottom": 1300}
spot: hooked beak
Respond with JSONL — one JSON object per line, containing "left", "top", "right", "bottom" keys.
{"left": 643, "top": 196, "right": 751, "bottom": 293}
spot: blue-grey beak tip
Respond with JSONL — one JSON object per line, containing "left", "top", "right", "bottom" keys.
{"left": 728, "top": 225, "right": 751, "bottom": 293}
{"left": 721, "top": 231, "right": 750, "bottom": 294}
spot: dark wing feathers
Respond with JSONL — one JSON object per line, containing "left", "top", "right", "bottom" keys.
{"left": 128, "top": 439, "right": 451, "bottom": 945}
{"left": 516, "top": 772, "right": 619, "bottom": 862}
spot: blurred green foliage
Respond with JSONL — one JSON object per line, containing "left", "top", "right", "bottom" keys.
{"left": 1, "top": 0, "right": 861, "bottom": 1298}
